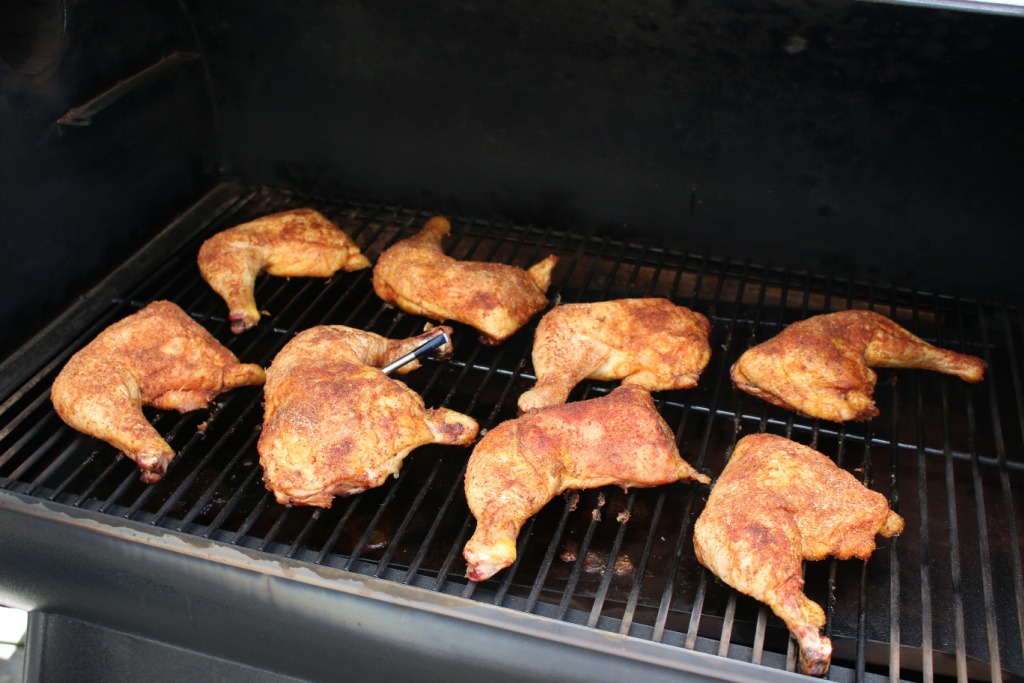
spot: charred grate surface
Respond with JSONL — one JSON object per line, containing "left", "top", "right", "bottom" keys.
{"left": 1, "top": 186, "right": 1022, "bottom": 682}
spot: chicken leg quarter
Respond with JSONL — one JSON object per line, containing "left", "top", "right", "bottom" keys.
{"left": 372, "top": 216, "right": 558, "bottom": 344}
{"left": 198, "top": 208, "right": 371, "bottom": 333}
{"left": 693, "top": 433, "right": 904, "bottom": 676}
{"left": 518, "top": 298, "right": 712, "bottom": 413}
{"left": 464, "top": 385, "right": 709, "bottom": 581}
{"left": 731, "top": 309, "right": 986, "bottom": 421}
{"left": 51, "top": 301, "right": 266, "bottom": 483}
{"left": 259, "top": 325, "right": 479, "bottom": 507}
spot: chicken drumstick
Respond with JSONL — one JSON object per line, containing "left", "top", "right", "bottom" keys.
{"left": 693, "top": 433, "right": 904, "bottom": 676}
{"left": 731, "top": 309, "right": 986, "bottom": 421}
{"left": 51, "top": 301, "right": 266, "bottom": 483}
{"left": 518, "top": 298, "right": 712, "bottom": 413}
{"left": 464, "top": 385, "right": 709, "bottom": 581}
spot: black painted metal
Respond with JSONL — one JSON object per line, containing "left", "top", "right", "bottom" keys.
{"left": 0, "top": 0, "right": 220, "bottom": 358}
{"left": 181, "top": 0, "right": 1024, "bottom": 305}
{"left": 1, "top": 185, "right": 1022, "bottom": 682}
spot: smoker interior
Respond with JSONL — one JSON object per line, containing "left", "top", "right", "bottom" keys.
{"left": 2, "top": 0, "right": 1024, "bottom": 681}
{"left": 1, "top": 184, "right": 1023, "bottom": 682}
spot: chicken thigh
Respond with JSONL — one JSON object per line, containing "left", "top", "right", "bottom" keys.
{"left": 464, "top": 385, "right": 709, "bottom": 581}
{"left": 372, "top": 216, "right": 558, "bottom": 344}
{"left": 51, "top": 301, "right": 266, "bottom": 483}
{"left": 518, "top": 298, "right": 712, "bottom": 413}
{"left": 199, "top": 208, "right": 371, "bottom": 333}
{"left": 693, "top": 433, "right": 904, "bottom": 676}
{"left": 731, "top": 309, "right": 986, "bottom": 421}
{"left": 259, "top": 325, "right": 478, "bottom": 507}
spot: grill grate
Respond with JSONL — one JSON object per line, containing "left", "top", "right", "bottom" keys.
{"left": 1, "top": 185, "right": 1022, "bottom": 682}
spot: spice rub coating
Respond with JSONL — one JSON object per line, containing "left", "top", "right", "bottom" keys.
{"left": 464, "top": 385, "right": 709, "bottom": 582}
{"left": 731, "top": 309, "right": 986, "bottom": 422}
{"left": 693, "top": 433, "right": 904, "bottom": 676}
{"left": 372, "top": 216, "right": 557, "bottom": 345}
{"left": 259, "top": 325, "right": 478, "bottom": 507}
{"left": 51, "top": 301, "right": 266, "bottom": 483}
{"left": 199, "top": 208, "right": 371, "bottom": 333}
{"left": 518, "top": 298, "right": 712, "bottom": 413}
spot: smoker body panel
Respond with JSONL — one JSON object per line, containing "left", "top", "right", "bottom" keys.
{"left": 0, "top": 493, "right": 796, "bottom": 683}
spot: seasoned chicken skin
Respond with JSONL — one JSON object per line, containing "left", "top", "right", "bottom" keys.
{"left": 693, "top": 434, "right": 904, "bottom": 676}
{"left": 464, "top": 385, "right": 709, "bottom": 581}
{"left": 372, "top": 216, "right": 558, "bottom": 345}
{"left": 199, "top": 208, "right": 371, "bottom": 333}
{"left": 731, "top": 309, "right": 986, "bottom": 422}
{"left": 259, "top": 325, "right": 478, "bottom": 507}
{"left": 51, "top": 301, "right": 266, "bottom": 483}
{"left": 518, "top": 298, "right": 712, "bottom": 413}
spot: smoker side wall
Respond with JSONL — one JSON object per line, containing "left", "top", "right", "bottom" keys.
{"left": 188, "top": 0, "right": 1024, "bottom": 300}
{"left": 0, "top": 0, "right": 219, "bottom": 358}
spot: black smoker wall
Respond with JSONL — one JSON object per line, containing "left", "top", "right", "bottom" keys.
{"left": 186, "top": 0, "right": 1024, "bottom": 296}
{"left": 0, "top": 0, "right": 218, "bottom": 359}
{"left": 1, "top": 0, "right": 1022, "bottom": 360}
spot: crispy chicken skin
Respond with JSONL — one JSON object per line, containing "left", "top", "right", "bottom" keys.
{"left": 731, "top": 309, "right": 987, "bottom": 422}
{"left": 259, "top": 325, "right": 478, "bottom": 507}
{"left": 372, "top": 216, "right": 558, "bottom": 345}
{"left": 518, "top": 298, "right": 712, "bottom": 413}
{"left": 464, "top": 385, "right": 709, "bottom": 581}
{"left": 198, "top": 208, "right": 371, "bottom": 333}
{"left": 51, "top": 301, "right": 266, "bottom": 483}
{"left": 693, "top": 434, "right": 904, "bottom": 676}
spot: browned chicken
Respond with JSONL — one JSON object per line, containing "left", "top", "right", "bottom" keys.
{"left": 51, "top": 301, "right": 266, "bottom": 483}
{"left": 259, "top": 325, "right": 479, "bottom": 507}
{"left": 731, "top": 309, "right": 987, "bottom": 422}
{"left": 198, "top": 208, "right": 371, "bottom": 333}
{"left": 464, "top": 385, "right": 709, "bottom": 581}
{"left": 372, "top": 216, "right": 558, "bottom": 345}
{"left": 518, "top": 298, "right": 712, "bottom": 413}
{"left": 693, "top": 433, "right": 904, "bottom": 676}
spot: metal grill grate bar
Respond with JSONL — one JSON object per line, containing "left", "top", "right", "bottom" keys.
{"left": 978, "top": 305, "right": 1024, "bottom": 671}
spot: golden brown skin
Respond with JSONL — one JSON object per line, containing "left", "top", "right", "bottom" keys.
{"left": 518, "top": 298, "right": 712, "bottom": 413}
{"left": 198, "top": 208, "right": 371, "bottom": 333}
{"left": 372, "top": 216, "right": 558, "bottom": 345}
{"left": 464, "top": 385, "right": 709, "bottom": 581}
{"left": 259, "top": 325, "right": 479, "bottom": 507}
{"left": 51, "top": 301, "right": 266, "bottom": 483}
{"left": 731, "top": 309, "right": 987, "bottom": 422}
{"left": 693, "top": 433, "right": 904, "bottom": 676}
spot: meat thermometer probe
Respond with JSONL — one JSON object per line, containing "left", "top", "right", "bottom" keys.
{"left": 381, "top": 329, "right": 452, "bottom": 375}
